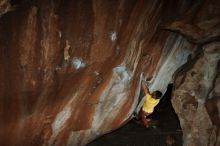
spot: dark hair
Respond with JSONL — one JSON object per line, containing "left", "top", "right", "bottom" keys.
{"left": 151, "top": 90, "right": 162, "bottom": 99}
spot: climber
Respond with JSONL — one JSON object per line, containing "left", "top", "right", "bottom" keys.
{"left": 137, "top": 80, "right": 162, "bottom": 127}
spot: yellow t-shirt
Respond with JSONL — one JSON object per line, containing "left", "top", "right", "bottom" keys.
{"left": 142, "top": 93, "right": 160, "bottom": 113}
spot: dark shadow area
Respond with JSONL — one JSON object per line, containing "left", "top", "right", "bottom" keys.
{"left": 87, "top": 84, "right": 182, "bottom": 146}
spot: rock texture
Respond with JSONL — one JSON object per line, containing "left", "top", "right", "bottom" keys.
{"left": 0, "top": 0, "right": 219, "bottom": 146}
{"left": 0, "top": 0, "right": 14, "bottom": 17}
{"left": 165, "top": 0, "right": 220, "bottom": 44}
{"left": 169, "top": 1, "right": 220, "bottom": 146}
{"left": 172, "top": 43, "right": 220, "bottom": 146}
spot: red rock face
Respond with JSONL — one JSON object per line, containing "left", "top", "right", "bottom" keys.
{"left": 0, "top": 0, "right": 219, "bottom": 146}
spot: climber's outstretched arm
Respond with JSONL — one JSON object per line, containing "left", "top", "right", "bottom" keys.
{"left": 141, "top": 80, "right": 150, "bottom": 95}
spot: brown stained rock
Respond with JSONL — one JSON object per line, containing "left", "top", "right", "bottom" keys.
{"left": 172, "top": 42, "right": 220, "bottom": 146}
{"left": 64, "top": 40, "right": 71, "bottom": 61}
{"left": 206, "top": 71, "right": 220, "bottom": 146}
{"left": 0, "top": 0, "right": 14, "bottom": 17}
{"left": 0, "top": 0, "right": 219, "bottom": 146}
{"left": 164, "top": 0, "right": 220, "bottom": 43}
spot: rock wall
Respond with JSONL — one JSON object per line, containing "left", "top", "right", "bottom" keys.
{"left": 0, "top": 0, "right": 219, "bottom": 146}
{"left": 169, "top": 0, "right": 220, "bottom": 145}
{"left": 172, "top": 43, "right": 220, "bottom": 146}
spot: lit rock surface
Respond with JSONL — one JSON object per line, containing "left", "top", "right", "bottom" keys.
{"left": 172, "top": 42, "right": 220, "bottom": 146}
{"left": 169, "top": 1, "right": 220, "bottom": 145}
{"left": 164, "top": 0, "right": 220, "bottom": 43}
{"left": 0, "top": 0, "right": 219, "bottom": 146}
{"left": 0, "top": 0, "right": 14, "bottom": 17}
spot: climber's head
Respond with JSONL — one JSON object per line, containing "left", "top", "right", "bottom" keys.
{"left": 151, "top": 90, "right": 162, "bottom": 99}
